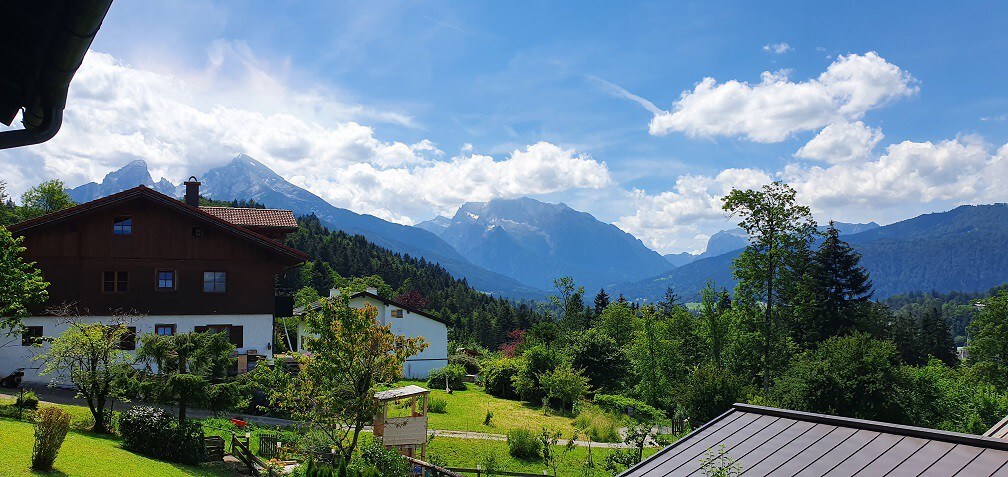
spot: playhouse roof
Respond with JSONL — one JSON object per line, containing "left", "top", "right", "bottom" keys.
{"left": 374, "top": 385, "right": 429, "bottom": 402}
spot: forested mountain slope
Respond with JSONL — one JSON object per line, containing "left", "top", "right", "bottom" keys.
{"left": 618, "top": 204, "right": 1008, "bottom": 302}
{"left": 282, "top": 215, "right": 545, "bottom": 347}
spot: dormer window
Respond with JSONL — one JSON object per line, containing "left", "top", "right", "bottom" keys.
{"left": 113, "top": 216, "right": 132, "bottom": 235}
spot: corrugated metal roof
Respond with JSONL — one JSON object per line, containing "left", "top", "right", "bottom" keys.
{"left": 199, "top": 206, "right": 298, "bottom": 228}
{"left": 622, "top": 404, "right": 1008, "bottom": 476}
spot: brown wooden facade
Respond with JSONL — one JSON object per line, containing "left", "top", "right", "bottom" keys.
{"left": 8, "top": 186, "right": 306, "bottom": 317}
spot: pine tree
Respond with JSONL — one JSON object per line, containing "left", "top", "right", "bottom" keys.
{"left": 806, "top": 221, "right": 874, "bottom": 344}
{"left": 594, "top": 288, "right": 610, "bottom": 315}
{"left": 916, "top": 306, "right": 957, "bottom": 366}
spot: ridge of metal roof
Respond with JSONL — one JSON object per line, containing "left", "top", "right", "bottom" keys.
{"left": 733, "top": 403, "right": 1008, "bottom": 451}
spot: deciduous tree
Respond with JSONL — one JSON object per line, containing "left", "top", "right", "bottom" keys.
{"left": 276, "top": 295, "right": 427, "bottom": 464}
{"left": 0, "top": 226, "right": 48, "bottom": 348}
{"left": 36, "top": 311, "right": 134, "bottom": 434}
{"left": 723, "top": 181, "right": 816, "bottom": 390}
{"left": 18, "top": 180, "right": 75, "bottom": 220}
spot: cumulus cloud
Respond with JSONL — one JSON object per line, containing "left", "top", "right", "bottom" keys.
{"left": 615, "top": 168, "right": 773, "bottom": 252}
{"left": 0, "top": 48, "right": 610, "bottom": 224}
{"left": 787, "top": 137, "right": 1005, "bottom": 210}
{"left": 763, "top": 42, "right": 792, "bottom": 54}
{"left": 648, "top": 52, "right": 917, "bottom": 142}
{"left": 618, "top": 136, "right": 1008, "bottom": 253}
{"left": 795, "top": 121, "right": 883, "bottom": 164}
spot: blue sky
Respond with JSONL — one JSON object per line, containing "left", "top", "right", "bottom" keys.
{"left": 3, "top": 1, "right": 1007, "bottom": 253}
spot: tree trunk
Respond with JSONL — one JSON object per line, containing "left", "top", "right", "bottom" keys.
{"left": 764, "top": 232, "right": 775, "bottom": 392}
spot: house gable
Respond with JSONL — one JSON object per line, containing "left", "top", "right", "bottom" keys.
{"left": 7, "top": 186, "right": 306, "bottom": 316}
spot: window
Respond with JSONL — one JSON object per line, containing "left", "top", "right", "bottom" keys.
{"left": 102, "top": 271, "right": 128, "bottom": 293}
{"left": 156, "top": 270, "right": 176, "bottom": 290}
{"left": 391, "top": 309, "right": 403, "bottom": 318}
{"left": 155, "top": 324, "right": 176, "bottom": 336}
{"left": 191, "top": 226, "right": 203, "bottom": 238}
{"left": 113, "top": 216, "right": 132, "bottom": 235}
{"left": 22, "top": 326, "right": 42, "bottom": 346}
{"left": 203, "top": 271, "right": 226, "bottom": 293}
{"left": 196, "top": 324, "right": 243, "bottom": 348}
{"left": 119, "top": 326, "right": 137, "bottom": 351}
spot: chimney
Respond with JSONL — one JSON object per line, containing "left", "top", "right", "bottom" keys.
{"left": 366, "top": 287, "right": 378, "bottom": 295}
{"left": 330, "top": 288, "right": 340, "bottom": 298}
{"left": 184, "top": 176, "right": 200, "bottom": 207}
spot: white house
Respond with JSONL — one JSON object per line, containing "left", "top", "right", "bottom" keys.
{"left": 293, "top": 287, "right": 449, "bottom": 379}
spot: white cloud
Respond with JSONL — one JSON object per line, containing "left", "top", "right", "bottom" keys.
{"left": 615, "top": 168, "right": 773, "bottom": 252}
{"left": 787, "top": 136, "right": 1004, "bottom": 210}
{"left": 795, "top": 121, "right": 883, "bottom": 164}
{"left": 763, "top": 42, "right": 792, "bottom": 54}
{"left": 649, "top": 52, "right": 917, "bottom": 142}
{"left": 618, "top": 135, "right": 1008, "bottom": 254}
{"left": 292, "top": 142, "right": 612, "bottom": 223}
{"left": 0, "top": 48, "right": 610, "bottom": 224}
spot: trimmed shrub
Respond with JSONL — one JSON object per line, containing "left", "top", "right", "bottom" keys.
{"left": 32, "top": 405, "right": 71, "bottom": 471}
{"left": 428, "top": 396, "right": 448, "bottom": 414}
{"left": 119, "top": 406, "right": 206, "bottom": 465}
{"left": 594, "top": 394, "right": 665, "bottom": 423}
{"left": 427, "top": 364, "right": 467, "bottom": 391}
{"left": 506, "top": 427, "right": 541, "bottom": 460}
{"left": 483, "top": 357, "right": 521, "bottom": 400}
{"left": 16, "top": 390, "right": 39, "bottom": 409}
{"left": 449, "top": 353, "right": 481, "bottom": 374}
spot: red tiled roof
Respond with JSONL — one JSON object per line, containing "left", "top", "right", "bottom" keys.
{"left": 199, "top": 206, "right": 297, "bottom": 229}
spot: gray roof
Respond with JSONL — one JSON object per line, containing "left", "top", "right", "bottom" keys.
{"left": 374, "top": 385, "right": 429, "bottom": 402}
{"left": 623, "top": 404, "right": 1008, "bottom": 476}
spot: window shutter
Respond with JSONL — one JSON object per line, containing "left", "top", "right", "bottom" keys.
{"left": 230, "top": 325, "right": 244, "bottom": 348}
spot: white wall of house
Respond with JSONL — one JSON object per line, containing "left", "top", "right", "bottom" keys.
{"left": 295, "top": 291, "right": 449, "bottom": 380}
{"left": 0, "top": 314, "right": 274, "bottom": 386}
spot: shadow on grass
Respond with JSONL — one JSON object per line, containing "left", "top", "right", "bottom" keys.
{"left": 28, "top": 464, "right": 69, "bottom": 477}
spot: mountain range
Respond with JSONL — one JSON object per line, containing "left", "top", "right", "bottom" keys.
{"left": 662, "top": 221, "right": 881, "bottom": 268}
{"left": 417, "top": 198, "right": 672, "bottom": 291}
{"left": 66, "top": 155, "right": 1008, "bottom": 304}
{"left": 67, "top": 156, "right": 543, "bottom": 299}
{"left": 618, "top": 204, "right": 1008, "bottom": 302}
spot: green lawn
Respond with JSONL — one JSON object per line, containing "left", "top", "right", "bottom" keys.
{"left": 0, "top": 418, "right": 231, "bottom": 477}
{"left": 396, "top": 381, "right": 581, "bottom": 436}
{"left": 427, "top": 436, "right": 658, "bottom": 477}
{"left": 0, "top": 395, "right": 102, "bottom": 432}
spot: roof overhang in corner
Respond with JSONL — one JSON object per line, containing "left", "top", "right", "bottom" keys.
{"left": 0, "top": 1, "right": 114, "bottom": 149}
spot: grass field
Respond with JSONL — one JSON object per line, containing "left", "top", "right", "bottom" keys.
{"left": 428, "top": 435, "right": 658, "bottom": 477}
{"left": 396, "top": 381, "right": 584, "bottom": 436}
{"left": 0, "top": 395, "right": 103, "bottom": 432}
{"left": 0, "top": 418, "right": 231, "bottom": 477}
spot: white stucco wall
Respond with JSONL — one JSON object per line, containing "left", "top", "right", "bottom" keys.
{"left": 295, "top": 295, "right": 449, "bottom": 379}
{"left": 0, "top": 314, "right": 274, "bottom": 386}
